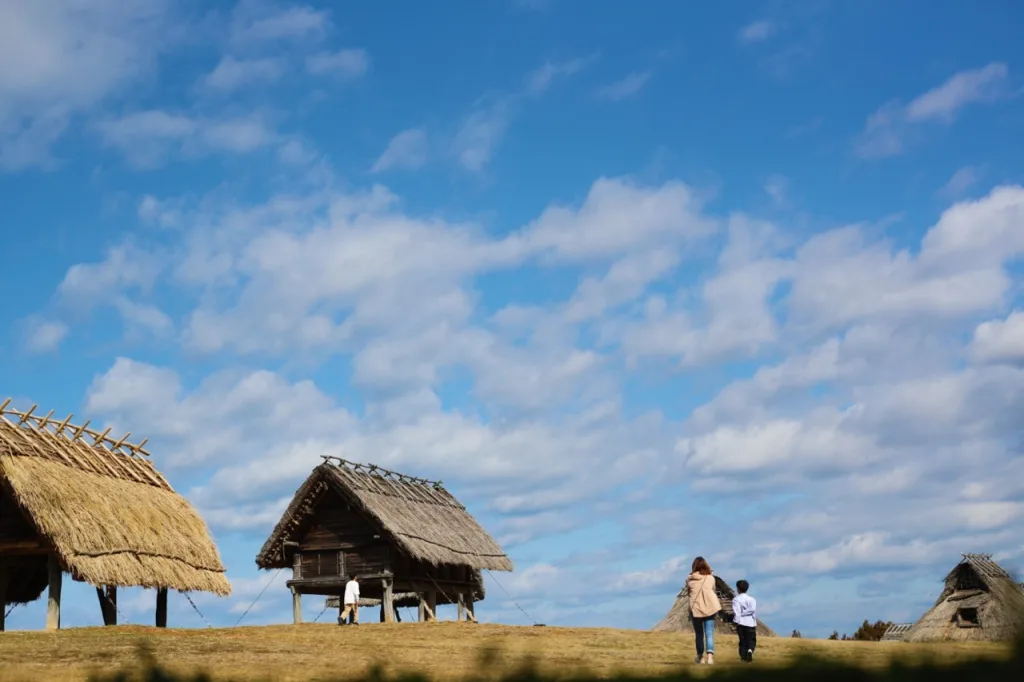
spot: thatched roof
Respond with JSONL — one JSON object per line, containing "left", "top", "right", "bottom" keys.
{"left": 652, "top": 573, "right": 776, "bottom": 637}
{"left": 905, "top": 553, "right": 1024, "bottom": 642}
{"left": 0, "top": 399, "right": 231, "bottom": 601}
{"left": 256, "top": 457, "right": 513, "bottom": 572}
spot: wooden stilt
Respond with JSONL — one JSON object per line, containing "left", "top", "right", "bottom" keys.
{"left": 0, "top": 560, "right": 8, "bottom": 632}
{"left": 425, "top": 589, "right": 437, "bottom": 622}
{"left": 291, "top": 587, "right": 302, "bottom": 624}
{"left": 156, "top": 587, "right": 168, "bottom": 628}
{"left": 466, "top": 595, "right": 476, "bottom": 623}
{"left": 418, "top": 594, "right": 426, "bottom": 622}
{"left": 457, "top": 591, "right": 466, "bottom": 622}
{"left": 46, "top": 554, "right": 62, "bottom": 631}
{"left": 106, "top": 587, "right": 117, "bottom": 625}
{"left": 96, "top": 587, "right": 106, "bottom": 625}
{"left": 382, "top": 578, "right": 395, "bottom": 623}
{"left": 96, "top": 586, "right": 118, "bottom": 625}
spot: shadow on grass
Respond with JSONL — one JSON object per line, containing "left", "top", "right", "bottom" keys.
{"left": 75, "top": 633, "right": 1024, "bottom": 682}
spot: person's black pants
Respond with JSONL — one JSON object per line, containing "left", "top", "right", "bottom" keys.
{"left": 736, "top": 624, "right": 757, "bottom": 661}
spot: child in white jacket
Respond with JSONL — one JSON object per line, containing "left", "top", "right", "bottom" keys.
{"left": 732, "top": 580, "right": 757, "bottom": 662}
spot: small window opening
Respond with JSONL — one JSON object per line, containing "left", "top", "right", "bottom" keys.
{"left": 955, "top": 607, "right": 980, "bottom": 627}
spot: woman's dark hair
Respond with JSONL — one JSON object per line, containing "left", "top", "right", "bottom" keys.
{"left": 692, "top": 556, "right": 712, "bottom": 575}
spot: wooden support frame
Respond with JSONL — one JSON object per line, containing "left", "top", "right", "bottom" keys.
{"left": 46, "top": 554, "right": 62, "bottom": 630}
{"left": 465, "top": 595, "right": 476, "bottom": 623}
{"left": 382, "top": 577, "right": 395, "bottom": 623}
{"left": 0, "top": 560, "right": 8, "bottom": 632}
{"left": 291, "top": 587, "right": 302, "bottom": 624}
{"left": 457, "top": 591, "right": 466, "bottom": 622}
{"left": 422, "top": 589, "right": 437, "bottom": 622}
{"left": 156, "top": 587, "right": 168, "bottom": 628}
{"left": 96, "top": 586, "right": 117, "bottom": 626}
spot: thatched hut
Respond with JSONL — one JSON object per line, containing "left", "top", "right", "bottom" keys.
{"left": 256, "top": 456, "right": 511, "bottom": 623}
{"left": 904, "top": 553, "right": 1024, "bottom": 642}
{"left": 0, "top": 399, "right": 230, "bottom": 631}
{"left": 653, "top": 574, "right": 776, "bottom": 637}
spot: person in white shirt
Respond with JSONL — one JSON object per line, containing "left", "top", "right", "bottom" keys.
{"left": 732, "top": 580, "right": 757, "bottom": 662}
{"left": 339, "top": 574, "right": 360, "bottom": 625}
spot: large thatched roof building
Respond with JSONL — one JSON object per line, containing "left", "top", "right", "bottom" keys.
{"left": 904, "top": 553, "right": 1024, "bottom": 642}
{"left": 0, "top": 399, "right": 230, "bottom": 630}
{"left": 256, "top": 456, "right": 511, "bottom": 624}
{"left": 653, "top": 574, "right": 776, "bottom": 637}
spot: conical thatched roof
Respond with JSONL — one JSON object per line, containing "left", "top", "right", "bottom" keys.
{"left": 0, "top": 399, "right": 231, "bottom": 603}
{"left": 905, "top": 553, "right": 1024, "bottom": 642}
{"left": 256, "top": 457, "right": 513, "bottom": 572}
{"left": 653, "top": 574, "right": 776, "bottom": 637}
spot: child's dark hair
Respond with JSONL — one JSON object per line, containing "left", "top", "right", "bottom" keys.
{"left": 737, "top": 579, "right": 749, "bottom": 593}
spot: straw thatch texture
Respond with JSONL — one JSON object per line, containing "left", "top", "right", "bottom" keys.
{"left": 257, "top": 459, "right": 513, "bottom": 572}
{"left": 0, "top": 402, "right": 230, "bottom": 597}
{"left": 905, "top": 554, "right": 1024, "bottom": 643}
{"left": 652, "top": 574, "right": 776, "bottom": 637}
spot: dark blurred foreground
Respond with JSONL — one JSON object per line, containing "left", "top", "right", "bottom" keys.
{"left": 78, "top": 635, "right": 1024, "bottom": 682}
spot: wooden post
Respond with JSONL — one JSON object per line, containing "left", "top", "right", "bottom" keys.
{"left": 107, "top": 587, "right": 117, "bottom": 625}
{"left": 291, "top": 587, "right": 302, "bottom": 624}
{"left": 457, "top": 591, "right": 466, "bottom": 622}
{"left": 96, "top": 587, "right": 107, "bottom": 625}
{"left": 426, "top": 589, "right": 437, "bottom": 622}
{"left": 46, "top": 554, "right": 62, "bottom": 631}
{"left": 382, "top": 578, "right": 395, "bottom": 623}
{"left": 0, "top": 560, "right": 8, "bottom": 632}
{"left": 156, "top": 587, "right": 168, "bottom": 628}
{"left": 418, "top": 593, "right": 426, "bottom": 622}
{"left": 96, "top": 586, "right": 118, "bottom": 625}
{"left": 466, "top": 594, "right": 476, "bottom": 623}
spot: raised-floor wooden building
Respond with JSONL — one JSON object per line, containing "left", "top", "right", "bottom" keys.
{"left": 255, "top": 457, "right": 512, "bottom": 623}
{"left": 0, "top": 399, "right": 231, "bottom": 631}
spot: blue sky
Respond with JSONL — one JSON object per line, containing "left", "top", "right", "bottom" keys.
{"left": 2, "top": 0, "right": 1024, "bottom": 638}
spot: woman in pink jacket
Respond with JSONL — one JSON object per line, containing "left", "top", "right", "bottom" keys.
{"left": 683, "top": 556, "right": 721, "bottom": 664}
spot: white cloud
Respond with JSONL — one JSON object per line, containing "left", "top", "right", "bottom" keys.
{"left": 856, "top": 63, "right": 1010, "bottom": 159}
{"left": 595, "top": 72, "right": 650, "bottom": 101}
{"left": 228, "top": 1, "right": 329, "bottom": 45}
{"left": 305, "top": 49, "right": 370, "bottom": 79}
{"left": 526, "top": 57, "right": 591, "bottom": 94}
{"left": 451, "top": 102, "right": 510, "bottom": 172}
{"left": 738, "top": 19, "right": 777, "bottom": 44}
{"left": 24, "top": 319, "right": 69, "bottom": 354}
{"left": 971, "top": 311, "right": 1024, "bottom": 365}
{"left": 95, "top": 110, "right": 276, "bottom": 167}
{"left": 199, "top": 56, "right": 286, "bottom": 92}
{"left": 764, "top": 174, "right": 788, "bottom": 206}
{"left": 518, "top": 176, "right": 713, "bottom": 261}
{"left": 904, "top": 62, "right": 1009, "bottom": 122}
{"left": 371, "top": 128, "right": 428, "bottom": 173}
{"left": 0, "top": 0, "right": 174, "bottom": 169}
{"left": 938, "top": 165, "right": 979, "bottom": 199}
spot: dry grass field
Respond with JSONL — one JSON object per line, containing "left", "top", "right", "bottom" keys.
{"left": 0, "top": 623, "right": 1013, "bottom": 682}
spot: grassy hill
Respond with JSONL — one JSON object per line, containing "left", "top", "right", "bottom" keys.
{"left": 0, "top": 623, "right": 1013, "bottom": 681}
